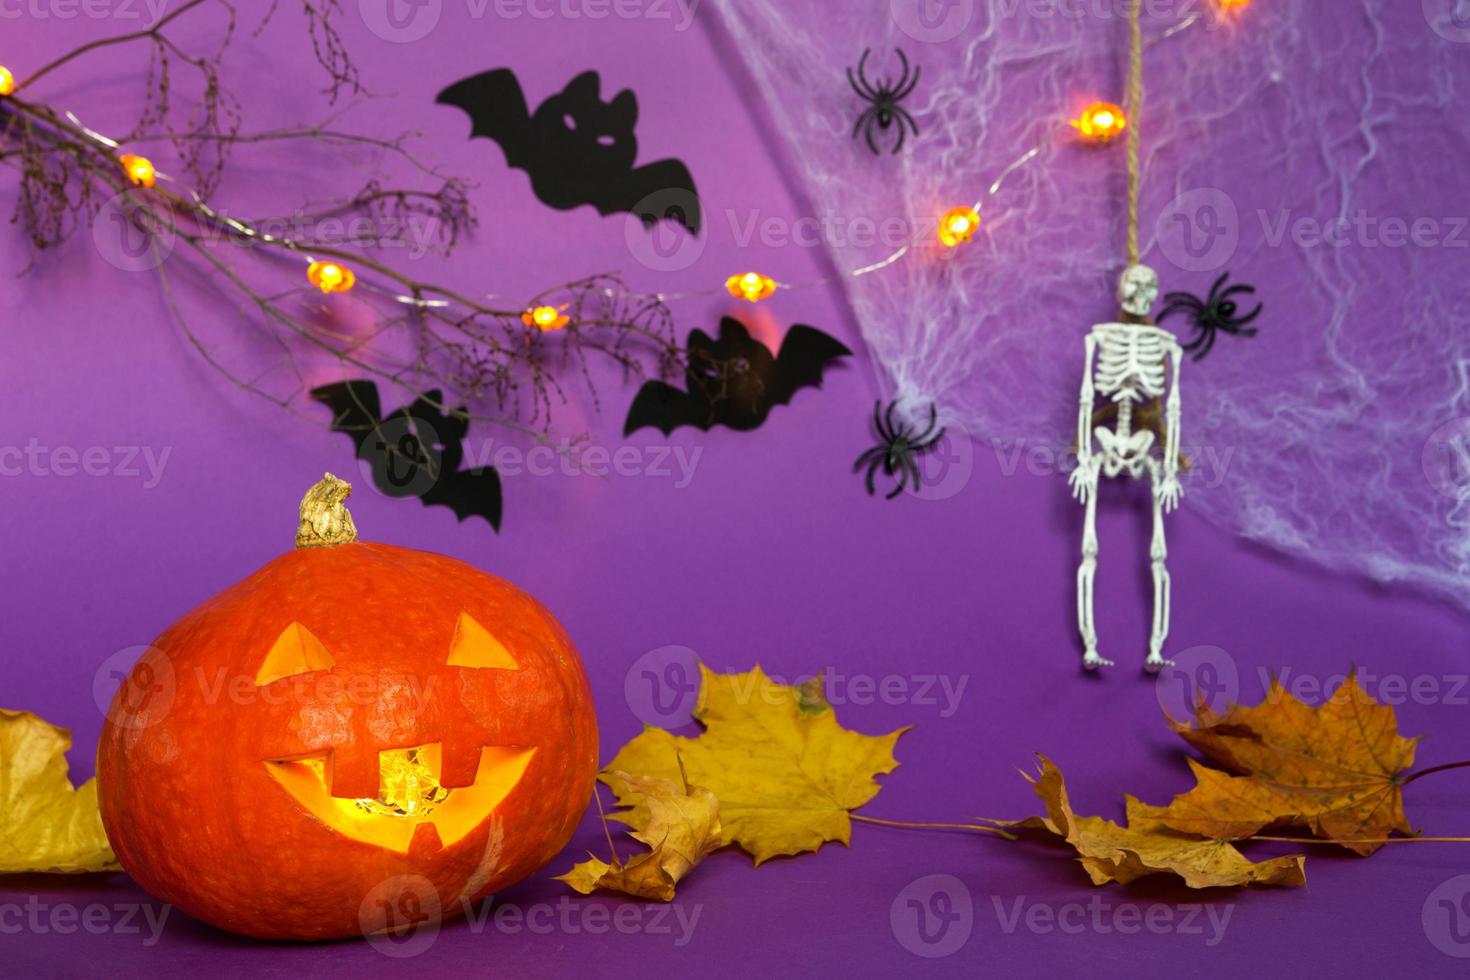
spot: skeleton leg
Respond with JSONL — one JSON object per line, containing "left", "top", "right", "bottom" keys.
{"left": 1077, "top": 461, "right": 1111, "bottom": 669}
{"left": 1145, "top": 460, "right": 1174, "bottom": 672}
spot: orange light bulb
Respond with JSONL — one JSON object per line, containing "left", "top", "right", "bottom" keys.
{"left": 521, "top": 305, "right": 570, "bottom": 331}
{"left": 726, "top": 272, "right": 777, "bottom": 303}
{"left": 1072, "top": 102, "right": 1128, "bottom": 144}
{"left": 119, "top": 153, "right": 156, "bottom": 188}
{"left": 1218, "top": 0, "right": 1249, "bottom": 8}
{"left": 307, "top": 261, "right": 355, "bottom": 294}
{"left": 938, "top": 206, "right": 981, "bottom": 248}
{"left": 0, "top": 66, "right": 14, "bottom": 97}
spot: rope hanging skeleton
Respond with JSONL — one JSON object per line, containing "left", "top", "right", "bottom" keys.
{"left": 1068, "top": 0, "right": 1185, "bottom": 673}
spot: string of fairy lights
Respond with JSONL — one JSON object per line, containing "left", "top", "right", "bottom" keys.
{"left": 0, "top": 0, "right": 1249, "bottom": 331}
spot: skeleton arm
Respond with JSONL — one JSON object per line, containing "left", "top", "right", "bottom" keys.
{"left": 1077, "top": 333, "right": 1099, "bottom": 465}
{"left": 1164, "top": 338, "right": 1182, "bottom": 478}
{"left": 1068, "top": 333, "right": 1099, "bottom": 503}
{"left": 1160, "top": 337, "right": 1184, "bottom": 511}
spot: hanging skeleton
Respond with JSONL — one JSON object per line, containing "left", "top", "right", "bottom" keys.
{"left": 1069, "top": 265, "right": 1183, "bottom": 672}
{"left": 1064, "top": 0, "right": 1188, "bottom": 673}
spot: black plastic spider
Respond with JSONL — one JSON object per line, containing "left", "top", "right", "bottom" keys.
{"left": 848, "top": 48, "right": 921, "bottom": 156}
{"left": 1157, "top": 272, "right": 1263, "bottom": 362}
{"left": 854, "top": 400, "right": 945, "bottom": 499}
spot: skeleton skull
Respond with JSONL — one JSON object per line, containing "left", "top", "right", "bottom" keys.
{"left": 1118, "top": 265, "right": 1159, "bottom": 318}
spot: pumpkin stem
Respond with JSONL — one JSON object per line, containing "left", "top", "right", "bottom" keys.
{"left": 296, "top": 473, "right": 358, "bottom": 548}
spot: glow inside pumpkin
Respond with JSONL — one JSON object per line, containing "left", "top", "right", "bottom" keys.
{"left": 254, "top": 611, "right": 534, "bottom": 853}
{"left": 267, "top": 743, "right": 536, "bottom": 853}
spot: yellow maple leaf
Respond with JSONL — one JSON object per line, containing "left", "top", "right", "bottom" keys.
{"left": 1006, "top": 756, "right": 1306, "bottom": 889}
{"left": 606, "top": 665, "right": 908, "bottom": 864}
{"left": 556, "top": 771, "right": 722, "bottom": 901}
{"left": 1154, "top": 672, "right": 1418, "bottom": 855}
{"left": 0, "top": 710, "right": 119, "bottom": 873}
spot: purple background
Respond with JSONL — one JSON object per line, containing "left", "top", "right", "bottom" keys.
{"left": 2, "top": 2, "right": 1469, "bottom": 976}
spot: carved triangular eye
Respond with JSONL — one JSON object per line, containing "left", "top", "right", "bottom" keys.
{"left": 256, "top": 622, "right": 336, "bottom": 686}
{"left": 447, "top": 612, "right": 520, "bottom": 670}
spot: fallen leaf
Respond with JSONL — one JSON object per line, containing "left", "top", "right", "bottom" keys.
{"left": 556, "top": 771, "right": 722, "bottom": 901}
{"left": 0, "top": 709, "right": 119, "bottom": 873}
{"left": 605, "top": 666, "right": 907, "bottom": 864}
{"left": 1006, "top": 756, "right": 1306, "bottom": 889}
{"left": 1157, "top": 672, "right": 1418, "bottom": 855}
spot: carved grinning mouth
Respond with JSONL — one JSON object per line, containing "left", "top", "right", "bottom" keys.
{"left": 265, "top": 743, "right": 535, "bottom": 854}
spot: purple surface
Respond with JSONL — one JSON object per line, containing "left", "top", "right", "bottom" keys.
{"left": 1, "top": 3, "right": 1468, "bottom": 978}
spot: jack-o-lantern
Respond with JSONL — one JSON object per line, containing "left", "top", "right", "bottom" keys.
{"left": 97, "top": 475, "right": 598, "bottom": 940}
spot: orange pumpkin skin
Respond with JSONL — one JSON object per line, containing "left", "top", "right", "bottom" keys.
{"left": 97, "top": 540, "right": 598, "bottom": 940}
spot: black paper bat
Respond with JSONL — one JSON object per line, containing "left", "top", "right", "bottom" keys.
{"left": 437, "top": 68, "right": 701, "bottom": 235}
{"left": 625, "top": 318, "right": 851, "bottom": 436}
{"left": 310, "top": 380, "right": 502, "bottom": 529}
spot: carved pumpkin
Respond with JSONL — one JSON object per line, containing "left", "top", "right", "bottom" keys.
{"left": 97, "top": 475, "right": 598, "bottom": 940}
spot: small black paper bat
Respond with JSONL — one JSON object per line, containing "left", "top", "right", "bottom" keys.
{"left": 311, "top": 380, "right": 502, "bottom": 529}
{"left": 437, "top": 68, "right": 701, "bottom": 235}
{"left": 625, "top": 318, "right": 851, "bottom": 436}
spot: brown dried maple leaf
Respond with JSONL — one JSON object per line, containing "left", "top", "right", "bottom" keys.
{"left": 556, "top": 771, "right": 723, "bottom": 902}
{"left": 1006, "top": 756, "right": 1307, "bottom": 889}
{"left": 1148, "top": 672, "right": 1419, "bottom": 855}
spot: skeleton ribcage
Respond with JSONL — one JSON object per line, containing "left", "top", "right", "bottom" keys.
{"left": 1092, "top": 324, "right": 1170, "bottom": 402}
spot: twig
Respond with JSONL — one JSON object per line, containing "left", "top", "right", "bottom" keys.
{"left": 851, "top": 814, "right": 1016, "bottom": 840}
{"left": 1402, "top": 760, "right": 1470, "bottom": 787}
{"left": 16, "top": 0, "right": 213, "bottom": 93}
{"left": 1, "top": 0, "right": 691, "bottom": 446}
{"left": 1249, "top": 835, "right": 1470, "bottom": 846}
